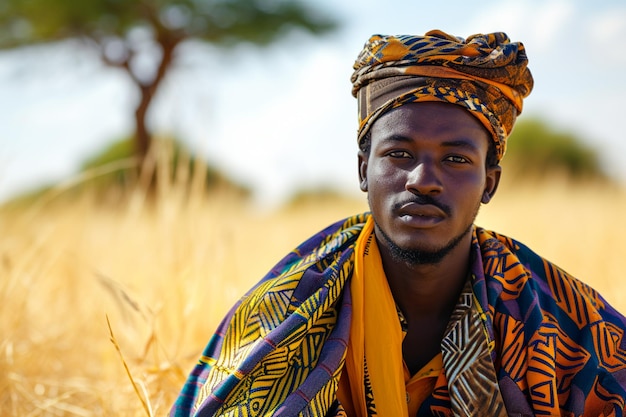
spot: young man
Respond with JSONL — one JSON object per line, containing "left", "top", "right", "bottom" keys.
{"left": 171, "top": 30, "right": 626, "bottom": 416}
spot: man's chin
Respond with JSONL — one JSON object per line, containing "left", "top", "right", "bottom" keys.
{"left": 376, "top": 222, "right": 473, "bottom": 266}
{"left": 390, "top": 244, "right": 452, "bottom": 265}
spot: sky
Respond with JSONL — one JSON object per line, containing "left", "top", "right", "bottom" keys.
{"left": 1, "top": 0, "right": 625, "bottom": 205}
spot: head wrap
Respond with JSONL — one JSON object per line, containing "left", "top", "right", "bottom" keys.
{"left": 351, "top": 30, "right": 534, "bottom": 161}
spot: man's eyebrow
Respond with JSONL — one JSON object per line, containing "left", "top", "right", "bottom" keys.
{"left": 378, "top": 134, "right": 413, "bottom": 144}
{"left": 441, "top": 139, "right": 481, "bottom": 151}
{"left": 380, "top": 136, "right": 482, "bottom": 151}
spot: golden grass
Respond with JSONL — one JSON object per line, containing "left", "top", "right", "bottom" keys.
{"left": 1, "top": 167, "right": 625, "bottom": 415}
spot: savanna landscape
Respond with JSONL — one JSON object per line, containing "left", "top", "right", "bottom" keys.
{"left": 1, "top": 148, "right": 625, "bottom": 415}
{"left": 2, "top": 3, "right": 625, "bottom": 414}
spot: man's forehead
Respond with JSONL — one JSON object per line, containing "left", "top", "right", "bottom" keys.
{"left": 369, "top": 102, "right": 491, "bottom": 151}
{"left": 371, "top": 102, "right": 486, "bottom": 132}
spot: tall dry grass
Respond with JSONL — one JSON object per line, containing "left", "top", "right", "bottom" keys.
{"left": 1, "top": 148, "right": 625, "bottom": 415}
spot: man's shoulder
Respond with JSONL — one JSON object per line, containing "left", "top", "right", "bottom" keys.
{"left": 474, "top": 226, "right": 626, "bottom": 327}
{"left": 474, "top": 226, "right": 586, "bottom": 274}
{"left": 241, "top": 212, "right": 370, "bottom": 303}
{"left": 267, "top": 212, "right": 370, "bottom": 274}
{"left": 473, "top": 226, "right": 546, "bottom": 270}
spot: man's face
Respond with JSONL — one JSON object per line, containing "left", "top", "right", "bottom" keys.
{"left": 358, "top": 102, "right": 501, "bottom": 264}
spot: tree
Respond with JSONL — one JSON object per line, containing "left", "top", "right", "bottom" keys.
{"left": 0, "top": 0, "right": 336, "bottom": 160}
{"left": 503, "top": 118, "right": 608, "bottom": 182}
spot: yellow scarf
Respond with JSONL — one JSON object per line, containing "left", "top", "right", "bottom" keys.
{"left": 344, "top": 216, "right": 408, "bottom": 416}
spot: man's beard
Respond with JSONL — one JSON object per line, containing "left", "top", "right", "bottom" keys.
{"left": 373, "top": 199, "right": 481, "bottom": 266}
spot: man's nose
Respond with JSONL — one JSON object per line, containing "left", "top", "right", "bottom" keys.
{"left": 405, "top": 160, "right": 443, "bottom": 195}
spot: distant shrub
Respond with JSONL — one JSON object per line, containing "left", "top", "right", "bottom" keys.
{"left": 79, "top": 136, "right": 251, "bottom": 197}
{"left": 80, "top": 138, "right": 138, "bottom": 188}
{"left": 3, "top": 137, "right": 250, "bottom": 208}
{"left": 503, "top": 118, "right": 608, "bottom": 182}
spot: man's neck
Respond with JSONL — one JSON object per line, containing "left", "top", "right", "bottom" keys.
{"left": 376, "top": 232, "right": 473, "bottom": 374}
{"left": 377, "top": 233, "right": 472, "bottom": 321}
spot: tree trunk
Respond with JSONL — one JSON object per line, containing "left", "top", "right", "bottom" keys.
{"left": 135, "top": 85, "right": 152, "bottom": 160}
{"left": 131, "top": 37, "right": 180, "bottom": 165}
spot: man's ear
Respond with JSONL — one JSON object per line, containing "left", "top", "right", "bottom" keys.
{"left": 358, "top": 150, "right": 368, "bottom": 192}
{"left": 481, "top": 165, "right": 502, "bottom": 204}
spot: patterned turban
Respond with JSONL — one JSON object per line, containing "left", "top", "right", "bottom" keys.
{"left": 351, "top": 30, "right": 534, "bottom": 161}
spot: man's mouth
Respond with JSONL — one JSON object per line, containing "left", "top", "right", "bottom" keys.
{"left": 398, "top": 202, "right": 447, "bottom": 218}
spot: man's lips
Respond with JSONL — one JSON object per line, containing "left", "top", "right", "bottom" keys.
{"left": 398, "top": 202, "right": 447, "bottom": 219}
{"left": 398, "top": 203, "right": 446, "bottom": 229}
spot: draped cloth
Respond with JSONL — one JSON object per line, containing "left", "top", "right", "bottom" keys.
{"left": 170, "top": 213, "right": 626, "bottom": 416}
{"left": 342, "top": 216, "right": 409, "bottom": 416}
{"left": 351, "top": 30, "right": 534, "bottom": 161}
{"left": 341, "top": 217, "right": 507, "bottom": 416}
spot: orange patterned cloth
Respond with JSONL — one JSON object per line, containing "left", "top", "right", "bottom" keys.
{"left": 351, "top": 30, "right": 534, "bottom": 161}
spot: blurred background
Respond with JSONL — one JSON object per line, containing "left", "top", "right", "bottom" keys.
{"left": 1, "top": 0, "right": 625, "bottom": 205}
{"left": 1, "top": 1, "right": 625, "bottom": 415}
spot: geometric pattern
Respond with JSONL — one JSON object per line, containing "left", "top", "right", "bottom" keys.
{"left": 186, "top": 214, "right": 366, "bottom": 417}
{"left": 440, "top": 281, "right": 508, "bottom": 417}
{"left": 473, "top": 227, "right": 626, "bottom": 417}
{"left": 169, "top": 214, "right": 626, "bottom": 417}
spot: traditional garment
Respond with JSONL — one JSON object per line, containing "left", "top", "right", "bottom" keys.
{"left": 351, "top": 30, "right": 534, "bottom": 161}
{"left": 170, "top": 213, "right": 626, "bottom": 416}
{"left": 337, "top": 219, "right": 506, "bottom": 416}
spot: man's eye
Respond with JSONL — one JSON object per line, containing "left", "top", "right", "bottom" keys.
{"left": 388, "top": 151, "right": 411, "bottom": 158}
{"left": 445, "top": 155, "right": 468, "bottom": 163}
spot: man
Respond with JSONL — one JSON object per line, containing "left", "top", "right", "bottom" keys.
{"left": 171, "top": 30, "right": 626, "bottom": 416}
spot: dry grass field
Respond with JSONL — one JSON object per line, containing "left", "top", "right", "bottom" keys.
{"left": 1, "top": 171, "right": 625, "bottom": 416}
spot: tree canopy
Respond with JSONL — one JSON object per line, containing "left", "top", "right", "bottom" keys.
{"left": 503, "top": 118, "right": 607, "bottom": 182}
{"left": 0, "top": 0, "right": 337, "bottom": 160}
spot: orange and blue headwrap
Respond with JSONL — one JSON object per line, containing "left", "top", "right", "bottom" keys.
{"left": 351, "top": 30, "right": 534, "bottom": 161}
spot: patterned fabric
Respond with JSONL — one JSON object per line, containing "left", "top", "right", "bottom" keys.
{"left": 170, "top": 213, "right": 626, "bottom": 416}
{"left": 341, "top": 275, "right": 508, "bottom": 417}
{"left": 439, "top": 280, "right": 507, "bottom": 416}
{"left": 171, "top": 214, "right": 366, "bottom": 417}
{"left": 351, "top": 30, "right": 534, "bottom": 161}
